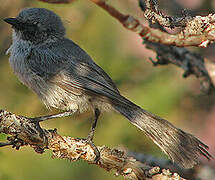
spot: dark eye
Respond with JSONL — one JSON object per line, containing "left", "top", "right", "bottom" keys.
{"left": 26, "top": 24, "right": 38, "bottom": 32}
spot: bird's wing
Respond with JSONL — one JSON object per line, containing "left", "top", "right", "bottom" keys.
{"left": 26, "top": 38, "right": 131, "bottom": 105}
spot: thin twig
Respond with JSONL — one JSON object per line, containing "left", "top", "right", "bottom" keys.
{"left": 145, "top": 41, "right": 214, "bottom": 93}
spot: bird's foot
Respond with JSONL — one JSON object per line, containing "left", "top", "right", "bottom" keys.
{"left": 0, "top": 136, "right": 27, "bottom": 150}
{"left": 28, "top": 111, "right": 76, "bottom": 123}
{"left": 85, "top": 134, "right": 100, "bottom": 163}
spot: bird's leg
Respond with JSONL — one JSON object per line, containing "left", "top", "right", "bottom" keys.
{"left": 0, "top": 136, "right": 26, "bottom": 149}
{"left": 86, "top": 108, "right": 101, "bottom": 162}
{"left": 87, "top": 108, "right": 100, "bottom": 141}
{"left": 29, "top": 111, "right": 76, "bottom": 123}
{"left": 0, "top": 142, "right": 13, "bottom": 148}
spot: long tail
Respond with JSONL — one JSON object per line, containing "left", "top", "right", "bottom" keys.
{"left": 111, "top": 96, "right": 212, "bottom": 168}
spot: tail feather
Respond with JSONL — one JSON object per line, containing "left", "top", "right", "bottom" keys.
{"left": 112, "top": 96, "right": 212, "bottom": 168}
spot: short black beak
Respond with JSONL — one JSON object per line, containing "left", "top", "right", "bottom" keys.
{"left": 4, "top": 18, "right": 23, "bottom": 30}
{"left": 4, "top": 18, "right": 19, "bottom": 25}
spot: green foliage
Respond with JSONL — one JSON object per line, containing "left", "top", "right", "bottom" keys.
{"left": 0, "top": 134, "right": 6, "bottom": 141}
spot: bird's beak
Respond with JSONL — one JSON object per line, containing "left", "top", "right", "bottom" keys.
{"left": 4, "top": 18, "right": 24, "bottom": 30}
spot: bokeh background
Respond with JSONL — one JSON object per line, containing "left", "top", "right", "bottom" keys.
{"left": 0, "top": 0, "right": 215, "bottom": 179}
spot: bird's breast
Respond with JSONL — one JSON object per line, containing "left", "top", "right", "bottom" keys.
{"left": 8, "top": 39, "right": 34, "bottom": 87}
{"left": 7, "top": 40, "right": 88, "bottom": 112}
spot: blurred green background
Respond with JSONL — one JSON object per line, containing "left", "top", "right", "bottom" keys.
{"left": 0, "top": 0, "right": 215, "bottom": 179}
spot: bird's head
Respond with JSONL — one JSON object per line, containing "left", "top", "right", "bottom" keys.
{"left": 4, "top": 8, "right": 65, "bottom": 44}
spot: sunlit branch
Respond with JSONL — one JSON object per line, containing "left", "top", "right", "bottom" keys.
{"left": 0, "top": 109, "right": 186, "bottom": 180}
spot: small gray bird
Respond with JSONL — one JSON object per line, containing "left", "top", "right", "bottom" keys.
{"left": 4, "top": 8, "right": 212, "bottom": 168}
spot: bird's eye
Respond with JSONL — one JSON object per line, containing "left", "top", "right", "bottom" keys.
{"left": 33, "top": 22, "right": 42, "bottom": 28}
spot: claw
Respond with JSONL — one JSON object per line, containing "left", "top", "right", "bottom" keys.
{"left": 0, "top": 141, "right": 13, "bottom": 147}
{"left": 84, "top": 108, "right": 101, "bottom": 163}
{"left": 85, "top": 139, "right": 100, "bottom": 163}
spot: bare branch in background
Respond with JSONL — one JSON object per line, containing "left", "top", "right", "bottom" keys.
{"left": 0, "top": 109, "right": 187, "bottom": 180}
{"left": 139, "top": 0, "right": 215, "bottom": 48}
{"left": 91, "top": 0, "right": 215, "bottom": 48}
{"left": 88, "top": 0, "right": 214, "bottom": 93}
{"left": 145, "top": 41, "right": 213, "bottom": 93}
{"left": 138, "top": 0, "right": 215, "bottom": 93}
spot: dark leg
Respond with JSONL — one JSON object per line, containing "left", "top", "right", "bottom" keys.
{"left": 30, "top": 110, "right": 76, "bottom": 123}
{"left": 86, "top": 108, "right": 101, "bottom": 162}
{"left": 0, "top": 136, "right": 26, "bottom": 149}
{"left": 0, "top": 142, "right": 13, "bottom": 147}
{"left": 87, "top": 108, "right": 101, "bottom": 141}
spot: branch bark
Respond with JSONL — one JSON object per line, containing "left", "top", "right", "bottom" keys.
{"left": 139, "top": 0, "right": 191, "bottom": 28}
{"left": 0, "top": 109, "right": 186, "bottom": 180}
{"left": 91, "top": 0, "right": 215, "bottom": 48}
{"left": 145, "top": 41, "right": 213, "bottom": 93}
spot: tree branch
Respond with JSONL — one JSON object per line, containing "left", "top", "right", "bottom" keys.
{"left": 145, "top": 41, "right": 213, "bottom": 93}
{"left": 2, "top": 2, "right": 215, "bottom": 179}
{"left": 139, "top": 0, "right": 191, "bottom": 28}
{"left": 90, "top": 0, "right": 215, "bottom": 48}
{"left": 0, "top": 109, "right": 186, "bottom": 180}
{"left": 91, "top": 0, "right": 215, "bottom": 93}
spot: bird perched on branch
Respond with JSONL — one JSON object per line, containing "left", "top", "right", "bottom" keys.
{"left": 4, "top": 8, "right": 212, "bottom": 168}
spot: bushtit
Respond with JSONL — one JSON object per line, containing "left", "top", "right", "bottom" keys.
{"left": 4, "top": 8, "right": 212, "bottom": 168}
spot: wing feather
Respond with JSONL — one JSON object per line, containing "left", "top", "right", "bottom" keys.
{"left": 26, "top": 37, "right": 132, "bottom": 106}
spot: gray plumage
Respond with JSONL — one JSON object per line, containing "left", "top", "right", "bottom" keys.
{"left": 5, "top": 8, "right": 212, "bottom": 168}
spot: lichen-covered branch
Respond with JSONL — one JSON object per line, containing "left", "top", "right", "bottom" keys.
{"left": 131, "top": 151, "right": 215, "bottom": 179}
{"left": 139, "top": 0, "right": 191, "bottom": 28}
{"left": 0, "top": 109, "right": 186, "bottom": 180}
{"left": 90, "top": 0, "right": 215, "bottom": 93}
{"left": 90, "top": 0, "right": 215, "bottom": 48}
